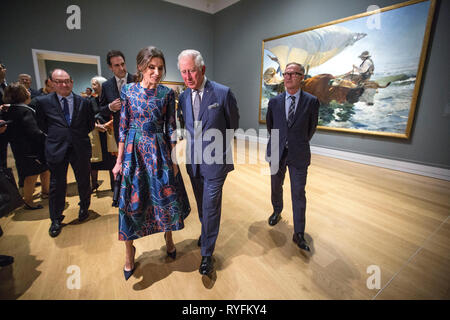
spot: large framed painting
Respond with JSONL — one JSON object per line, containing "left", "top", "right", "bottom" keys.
{"left": 161, "top": 81, "right": 186, "bottom": 109}
{"left": 259, "top": 0, "right": 436, "bottom": 138}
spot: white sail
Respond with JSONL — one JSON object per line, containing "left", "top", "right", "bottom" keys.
{"left": 266, "top": 25, "right": 366, "bottom": 72}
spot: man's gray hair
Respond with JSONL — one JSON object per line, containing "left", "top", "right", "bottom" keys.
{"left": 177, "top": 49, "right": 205, "bottom": 70}
{"left": 285, "top": 62, "right": 305, "bottom": 74}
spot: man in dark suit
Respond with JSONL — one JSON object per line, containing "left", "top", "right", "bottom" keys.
{"left": 178, "top": 49, "right": 239, "bottom": 276}
{"left": 99, "top": 50, "right": 134, "bottom": 144}
{"left": 266, "top": 62, "right": 319, "bottom": 253}
{"left": 34, "top": 69, "right": 95, "bottom": 237}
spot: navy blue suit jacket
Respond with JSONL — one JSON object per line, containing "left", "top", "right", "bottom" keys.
{"left": 34, "top": 92, "right": 95, "bottom": 164}
{"left": 99, "top": 74, "right": 135, "bottom": 143}
{"left": 179, "top": 80, "right": 239, "bottom": 179}
{"left": 266, "top": 90, "right": 319, "bottom": 169}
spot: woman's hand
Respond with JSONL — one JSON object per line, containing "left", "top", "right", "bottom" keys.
{"left": 112, "top": 161, "right": 123, "bottom": 179}
{"left": 95, "top": 122, "right": 107, "bottom": 132}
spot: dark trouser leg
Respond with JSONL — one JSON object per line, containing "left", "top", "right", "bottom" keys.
{"left": 108, "top": 170, "right": 115, "bottom": 190}
{"left": 70, "top": 152, "right": 91, "bottom": 210}
{"left": 0, "top": 136, "right": 7, "bottom": 169}
{"left": 288, "top": 165, "right": 308, "bottom": 235}
{"left": 201, "top": 175, "right": 227, "bottom": 257}
{"left": 48, "top": 160, "right": 70, "bottom": 222}
{"left": 271, "top": 150, "right": 288, "bottom": 214}
{"left": 189, "top": 174, "right": 204, "bottom": 223}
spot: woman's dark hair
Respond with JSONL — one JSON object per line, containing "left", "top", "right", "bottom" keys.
{"left": 3, "top": 82, "right": 29, "bottom": 104}
{"left": 135, "top": 46, "right": 166, "bottom": 83}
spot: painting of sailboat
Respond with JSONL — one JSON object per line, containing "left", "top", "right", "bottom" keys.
{"left": 259, "top": 0, "right": 436, "bottom": 138}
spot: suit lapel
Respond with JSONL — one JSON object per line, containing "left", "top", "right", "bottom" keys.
{"left": 289, "top": 90, "right": 306, "bottom": 128}
{"left": 184, "top": 88, "right": 194, "bottom": 125}
{"left": 71, "top": 94, "right": 81, "bottom": 126}
{"left": 51, "top": 93, "right": 67, "bottom": 124}
{"left": 126, "top": 74, "right": 134, "bottom": 84}
{"left": 199, "top": 80, "right": 214, "bottom": 121}
{"left": 112, "top": 77, "right": 120, "bottom": 98}
{"left": 279, "top": 92, "right": 288, "bottom": 130}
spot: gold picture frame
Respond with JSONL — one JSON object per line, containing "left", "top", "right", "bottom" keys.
{"left": 259, "top": 0, "right": 436, "bottom": 139}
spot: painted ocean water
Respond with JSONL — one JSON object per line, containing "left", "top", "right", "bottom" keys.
{"left": 321, "top": 66, "right": 418, "bottom": 134}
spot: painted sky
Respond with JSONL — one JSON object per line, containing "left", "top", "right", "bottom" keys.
{"left": 263, "top": 0, "right": 431, "bottom": 78}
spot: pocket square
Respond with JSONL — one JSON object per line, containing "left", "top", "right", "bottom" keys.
{"left": 208, "top": 103, "right": 219, "bottom": 109}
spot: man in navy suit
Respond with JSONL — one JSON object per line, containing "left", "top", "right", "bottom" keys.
{"left": 99, "top": 50, "right": 134, "bottom": 144}
{"left": 266, "top": 62, "right": 319, "bottom": 252}
{"left": 178, "top": 49, "right": 239, "bottom": 275}
{"left": 34, "top": 69, "right": 95, "bottom": 237}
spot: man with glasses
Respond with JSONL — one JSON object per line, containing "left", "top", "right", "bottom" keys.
{"left": 33, "top": 69, "right": 95, "bottom": 237}
{"left": 266, "top": 62, "right": 319, "bottom": 253}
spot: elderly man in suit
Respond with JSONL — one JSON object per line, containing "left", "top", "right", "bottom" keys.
{"left": 266, "top": 62, "right": 319, "bottom": 252}
{"left": 99, "top": 50, "right": 134, "bottom": 145}
{"left": 34, "top": 69, "right": 95, "bottom": 237}
{"left": 177, "top": 49, "right": 239, "bottom": 275}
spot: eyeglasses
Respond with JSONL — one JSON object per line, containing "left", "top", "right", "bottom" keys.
{"left": 283, "top": 72, "right": 304, "bottom": 78}
{"left": 53, "top": 79, "right": 72, "bottom": 85}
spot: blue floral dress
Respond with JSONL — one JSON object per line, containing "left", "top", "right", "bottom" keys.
{"left": 118, "top": 83, "right": 190, "bottom": 241}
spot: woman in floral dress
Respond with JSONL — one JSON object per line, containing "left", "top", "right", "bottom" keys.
{"left": 112, "top": 46, "right": 190, "bottom": 280}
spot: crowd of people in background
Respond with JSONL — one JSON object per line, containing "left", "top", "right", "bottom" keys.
{"left": 0, "top": 46, "right": 318, "bottom": 280}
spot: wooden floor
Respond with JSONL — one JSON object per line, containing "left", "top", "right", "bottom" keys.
{"left": 0, "top": 140, "right": 449, "bottom": 300}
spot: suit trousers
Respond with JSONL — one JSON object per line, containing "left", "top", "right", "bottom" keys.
{"left": 48, "top": 147, "right": 91, "bottom": 222}
{"left": 271, "top": 149, "right": 308, "bottom": 235}
{"left": 0, "top": 136, "right": 8, "bottom": 168}
{"left": 188, "top": 173, "right": 227, "bottom": 257}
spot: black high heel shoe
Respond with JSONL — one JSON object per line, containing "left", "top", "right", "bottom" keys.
{"left": 123, "top": 245, "right": 136, "bottom": 281}
{"left": 164, "top": 233, "right": 177, "bottom": 260}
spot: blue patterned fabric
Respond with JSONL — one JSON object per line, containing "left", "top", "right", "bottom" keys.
{"left": 118, "top": 83, "right": 190, "bottom": 241}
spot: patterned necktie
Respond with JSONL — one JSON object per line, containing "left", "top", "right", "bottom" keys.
{"left": 118, "top": 79, "right": 125, "bottom": 94}
{"left": 193, "top": 90, "right": 201, "bottom": 121}
{"left": 62, "top": 97, "right": 71, "bottom": 125}
{"left": 287, "top": 95, "right": 296, "bottom": 127}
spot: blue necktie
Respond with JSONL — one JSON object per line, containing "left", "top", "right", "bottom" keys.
{"left": 62, "top": 97, "right": 71, "bottom": 125}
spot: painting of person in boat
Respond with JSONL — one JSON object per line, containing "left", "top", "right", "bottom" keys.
{"left": 259, "top": 0, "right": 436, "bottom": 138}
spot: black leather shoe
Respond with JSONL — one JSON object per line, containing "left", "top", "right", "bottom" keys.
{"left": 268, "top": 212, "right": 281, "bottom": 226}
{"left": 49, "top": 221, "right": 62, "bottom": 238}
{"left": 199, "top": 256, "right": 213, "bottom": 275}
{"left": 197, "top": 236, "right": 201, "bottom": 247}
{"left": 0, "top": 255, "right": 14, "bottom": 267}
{"left": 78, "top": 208, "right": 89, "bottom": 222}
{"left": 293, "top": 233, "right": 310, "bottom": 252}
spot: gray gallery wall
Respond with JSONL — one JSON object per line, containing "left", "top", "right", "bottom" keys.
{"left": 1, "top": 0, "right": 449, "bottom": 169}
{"left": 213, "top": 0, "right": 450, "bottom": 169}
{"left": 0, "top": 0, "right": 214, "bottom": 86}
